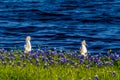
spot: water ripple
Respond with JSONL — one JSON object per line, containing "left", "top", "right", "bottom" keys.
{"left": 0, "top": 0, "right": 120, "bottom": 53}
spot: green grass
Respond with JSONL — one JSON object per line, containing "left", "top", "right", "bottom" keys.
{"left": 0, "top": 63, "right": 120, "bottom": 80}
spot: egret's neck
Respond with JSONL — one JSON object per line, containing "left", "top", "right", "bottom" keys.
{"left": 82, "top": 44, "right": 87, "bottom": 51}
{"left": 26, "top": 40, "right": 31, "bottom": 45}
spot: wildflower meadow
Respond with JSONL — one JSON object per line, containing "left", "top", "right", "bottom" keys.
{"left": 0, "top": 48, "right": 120, "bottom": 80}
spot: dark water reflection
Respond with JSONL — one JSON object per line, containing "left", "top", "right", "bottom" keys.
{"left": 0, "top": 0, "right": 120, "bottom": 53}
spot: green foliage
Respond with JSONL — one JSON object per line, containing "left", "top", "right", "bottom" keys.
{"left": 0, "top": 64, "right": 120, "bottom": 80}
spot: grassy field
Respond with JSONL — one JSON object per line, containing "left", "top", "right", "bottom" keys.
{"left": 0, "top": 48, "right": 120, "bottom": 80}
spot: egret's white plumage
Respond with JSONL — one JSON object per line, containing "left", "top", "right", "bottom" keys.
{"left": 24, "top": 36, "right": 31, "bottom": 53}
{"left": 80, "top": 40, "right": 87, "bottom": 56}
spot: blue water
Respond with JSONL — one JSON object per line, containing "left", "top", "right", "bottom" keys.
{"left": 0, "top": 0, "right": 120, "bottom": 53}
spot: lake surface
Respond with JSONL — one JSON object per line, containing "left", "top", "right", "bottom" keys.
{"left": 0, "top": 0, "right": 120, "bottom": 53}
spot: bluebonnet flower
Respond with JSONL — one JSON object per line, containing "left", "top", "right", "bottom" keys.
{"left": 10, "top": 53, "right": 14, "bottom": 57}
{"left": 20, "top": 54, "right": 26, "bottom": 60}
{"left": 51, "top": 48, "right": 57, "bottom": 56}
{"left": 74, "top": 63, "right": 79, "bottom": 68}
{"left": 36, "top": 59, "right": 40, "bottom": 66}
{"left": 109, "top": 62, "right": 113, "bottom": 66}
{"left": 23, "top": 54, "right": 26, "bottom": 60}
{"left": 70, "top": 61, "right": 75, "bottom": 65}
{"left": 28, "top": 57, "right": 33, "bottom": 63}
{"left": 104, "top": 61, "right": 109, "bottom": 66}
{"left": 44, "top": 57, "right": 48, "bottom": 62}
{"left": 36, "top": 51, "right": 40, "bottom": 57}
{"left": 36, "top": 49, "right": 41, "bottom": 54}
{"left": 1, "top": 56, "right": 4, "bottom": 61}
{"left": 114, "top": 53, "right": 120, "bottom": 61}
{"left": 97, "top": 61, "right": 103, "bottom": 67}
{"left": 2, "top": 61, "right": 7, "bottom": 66}
{"left": 36, "top": 63, "right": 40, "bottom": 66}
{"left": 59, "top": 59, "right": 64, "bottom": 64}
{"left": 62, "top": 58, "right": 68, "bottom": 63}
{"left": 94, "top": 75, "right": 99, "bottom": 80}
{"left": 49, "top": 60, "right": 54, "bottom": 65}
{"left": 48, "top": 57, "right": 53, "bottom": 61}
{"left": 17, "top": 51, "right": 22, "bottom": 54}
{"left": 51, "top": 51, "right": 55, "bottom": 55}
{"left": 11, "top": 56, "right": 15, "bottom": 60}
{"left": 104, "top": 61, "right": 113, "bottom": 66}
{"left": 89, "top": 56, "right": 94, "bottom": 61}
{"left": 20, "top": 55, "right": 23, "bottom": 60}
{"left": 44, "top": 63, "right": 47, "bottom": 68}
{"left": 85, "top": 64, "right": 90, "bottom": 68}
{"left": 58, "top": 52, "right": 64, "bottom": 58}
{"left": 17, "top": 61, "right": 21, "bottom": 66}
{"left": 72, "top": 53, "right": 77, "bottom": 59}
{"left": 112, "top": 71, "right": 116, "bottom": 77}
{"left": 49, "top": 61, "right": 52, "bottom": 65}
{"left": 6, "top": 56, "right": 10, "bottom": 61}
{"left": 0, "top": 48, "right": 5, "bottom": 54}
{"left": 23, "top": 63, "right": 26, "bottom": 67}
{"left": 88, "top": 78, "right": 91, "bottom": 80}
{"left": 36, "top": 59, "right": 39, "bottom": 64}
{"left": 43, "top": 48, "right": 49, "bottom": 55}
{"left": 33, "top": 54, "right": 38, "bottom": 59}
{"left": 110, "top": 53, "right": 115, "bottom": 60}
{"left": 79, "top": 59, "right": 84, "bottom": 64}
{"left": 87, "top": 54, "right": 92, "bottom": 59}
{"left": 78, "top": 55, "right": 84, "bottom": 59}
{"left": 31, "top": 49, "right": 34, "bottom": 54}
{"left": 28, "top": 51, "right": 32, "bottom": 57}
{"left": 94, "top": 57, "right": 99, "bottom": 64}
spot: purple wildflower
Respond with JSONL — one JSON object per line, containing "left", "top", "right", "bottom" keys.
{"left": 23, "top": 63, "right": 26, "bottom": 67}
{"left": 97, "top": 61, "right": 103, "bottom": 67}
{"left": 112, "top": 71, "right": 116, "bottom": 77}
{"left": 88, "top": 78, "right": 91, "bottom": 80}
{"left": 36, "top": 59, "right": 39, "bottom": 64}
{"left": 28, "top": 51, "right": 32, "bottom": 57}
{"left": 6, "top": 56, "right": 10, "bottom": 61}
{"left": 17, "top": 61, "right": 21, "bottom": 66}
{"left": 42, "top": 57, "right": 48, "bottom": 62}
{"left": 78, "top": 55, "right": 84, "bottom": 59}
{"left": 1, "top": 56, "right": 4, "bottom": 61}
{"left": 94, "top": 75, "right": 99, "bottom": 80}
{"left": 0, "top": 48, "right": 5, "bottom": 54}
{"left": 44, "top": 63, "right": 47, "bottom": 68}
{"left": 36, "top": 63, "right": 40, "bottom": 66}
{"left": 94, "top": 57, "right": 99, "bottom": 64}
{"left": 79, "top": 59, "right": 84, "bottom": 64}
{"left": 74, "top": 63, "right": 79, "bottom": 68}
{"left": 49, "top": 59, "right": 54, "bottom": 65}
{"left": 2, "top": 61, "right": 7, "bottom": 66}
{"left": 58, "top": 52, "right": 64, "bottom": 58}
{"left": 33, "top": 54, "right": 37, "bottom": 59}
{"left": 110, "top": 53, "right": 115, "bottom": 60}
